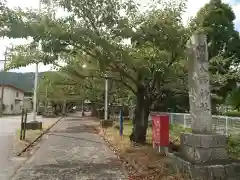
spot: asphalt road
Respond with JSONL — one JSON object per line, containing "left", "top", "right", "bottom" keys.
{"left": 0, "top": 115, "right": 25, "bottom": 180}
{"left": 0, "top": 114, "right": 56, "bottom": 180}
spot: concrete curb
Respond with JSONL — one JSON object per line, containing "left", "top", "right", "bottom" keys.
{"left": 17, "top": 116, "right": 64, "bottom": 157}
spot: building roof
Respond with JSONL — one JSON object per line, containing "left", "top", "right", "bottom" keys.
{"left": 0, "top": 84, "right": 25, "bottom": 93}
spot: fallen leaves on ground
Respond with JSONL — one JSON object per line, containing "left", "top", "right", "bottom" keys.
{"left": 97, "top": 124, "right": 186, "bottom": 180}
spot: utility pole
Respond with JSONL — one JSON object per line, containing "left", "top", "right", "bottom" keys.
{"left": 0, "top": 48, "right": 8, "bottom": 116}
{"left": 104, "top": 76, "right": 108, "bottom": 121}
{"left": 32, "top": 0, "right": 41, "bottom": 121}
{"left": 32, "top": 63, "right": 38, "bottom": 121}
{"left": 81, "top": 100, "right": 84, "bottom": 116}
{"left": 44, "top": 84, "right": 48, "bottom": 112}
{"left": 63, "top": 99, "right": 66, "bottom": 115}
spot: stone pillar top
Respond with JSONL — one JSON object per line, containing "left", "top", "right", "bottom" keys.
{"left": 187, "top": 33, "right": 212, "bottom": 134}
{"left": 187, "top": 33, "right": 207, "bottom": 47}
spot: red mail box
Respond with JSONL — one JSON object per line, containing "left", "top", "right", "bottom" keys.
{"left": 151, "top": 114, "right": 169, "bottom": 146}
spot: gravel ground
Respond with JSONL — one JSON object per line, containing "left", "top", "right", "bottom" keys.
{"left": 11, "top": 115, "right": 127, "bottom": 180}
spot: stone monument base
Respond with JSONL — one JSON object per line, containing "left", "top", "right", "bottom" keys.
{"left": 168, "top": 132, "right": 240, "bottom": 179}
{"left": 25, "top": 121, "right": 43, "bottom": 130}
{"left": 100, "top": 120, "right": 113, "bottom": 128}
{"left": 180, "top": 133, "right": 228, "bottom": 163}
{"left": 168, "top": 152, "right": 240, "bottom": 180}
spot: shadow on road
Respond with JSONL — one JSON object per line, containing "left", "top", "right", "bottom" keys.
{"left": 50, "top": 124, "right": 97, "bottom": 134}
{"left": 62, "top": 118, "right": 83, "bottom": 121}
{"left": 47, "top": 133, "right": 103, "bottom": 144}
{"left": 16, "top": 158, "right": 126, "bottom": 180}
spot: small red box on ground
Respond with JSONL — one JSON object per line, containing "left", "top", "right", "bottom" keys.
{"left": 151, "top": 114, "right": 169, "bottom": 147}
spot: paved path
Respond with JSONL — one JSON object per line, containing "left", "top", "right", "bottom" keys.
{"left": 11, "top": 115, "right": 127, "bottom": 180}
{"left": 0, "top": 114, "right": 59, "bottom": 180}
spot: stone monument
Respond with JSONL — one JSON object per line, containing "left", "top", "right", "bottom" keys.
{"left": 43, "top": 101, "right": 55, "bottom": 117}
{"left": 38, "top": 102, "right": 45, "bottom": 115}
{"left": 168, "top": 33, "right": 240, "bottom": 179}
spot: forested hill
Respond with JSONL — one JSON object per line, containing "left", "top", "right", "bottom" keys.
{"left": 0, "top": 72, "right": 45, "bottom": 92}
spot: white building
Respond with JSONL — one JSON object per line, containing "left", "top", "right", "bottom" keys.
{"left": 0, "top": 84, "right": 24, "bottom": 115}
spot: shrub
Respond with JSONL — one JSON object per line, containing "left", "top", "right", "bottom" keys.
{"left": 224, "top": 111, "right": 240, "bottom": 117}
{"left": 227, "top": 134, "right": 240, "bottom": 159}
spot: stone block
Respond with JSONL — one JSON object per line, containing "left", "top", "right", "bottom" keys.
{"left": 190, "top": 165, "right": 209, "bottom": 180}
{"left": 209, "top": 165, "right": 226, "bottom": 179}
{"left": 180, "top": 133, "right": 226, "bottom": 148}
{"left": 180, "top": 133, "right": 228, "bottom": 163}
{"left": 168, "top": 152, "right": 240, "bottom": 180}
{"left": 225, "top": 163, "right": 240, "bottom": 177}
{"left": 181, "top": 146, "right": 228, "bottom": 163}
{"left": 211, "top": 148, "right": 229, "bottom": 160}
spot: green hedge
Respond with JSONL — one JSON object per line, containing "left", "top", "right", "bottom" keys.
{"left": 224, "top": 111, "right": 240, "bottom": 117}
{"left": 227, "top": 134, "right": 240, "bottom": 159}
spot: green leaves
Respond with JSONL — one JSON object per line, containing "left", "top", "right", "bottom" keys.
{"left": 188, "top": 0, "right": 240, "bottom": 110}
{"left": 3, "top": 0, "right": 189, "bottom": 111}
{"left": 5, "top": 44, "right": 58, "bottom": 70}
{"left": 38, "top": 71, "right": 83, "bottom": 102}
{"left": 192, "top": 0, "right": 240, "bottom": 60}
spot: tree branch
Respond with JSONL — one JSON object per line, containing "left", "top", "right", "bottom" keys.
{"left": 105, "top": 75, "right": 136, "bottom": 95}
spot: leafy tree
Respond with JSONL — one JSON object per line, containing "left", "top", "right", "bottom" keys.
{"left": 38, "top": 70, "right": 85, "bottom": 114}
{"left": 225, "top": 85, "right": 240, "bottom": 111}
{"left": 189, "top": 0, "right": 240, "bottom": 113}
{"left": 38, "top": 71, "right": 82, "bottom": 101}
{"left": 38, "top": 59, "right": 132, "bottom": 115}
{"left": 152, "top": 62, "right": 189, "bottom": 113}
{"left": 3, "top": 0, "right": 188, "bottom": 143}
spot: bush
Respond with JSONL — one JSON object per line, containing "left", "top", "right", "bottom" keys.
{"left": 227, "top": 134, "right": 240, "bottom": 159}
{"left": 224, "top": 111, "right": 240, "bottom": 117}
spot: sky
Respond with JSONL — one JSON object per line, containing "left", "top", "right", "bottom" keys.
{"left": 0, "top": 0, "right": 240, "bottom": 73}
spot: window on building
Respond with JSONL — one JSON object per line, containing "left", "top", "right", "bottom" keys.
{"left": 16, "top": 92, "right": 19, "bottom": 97}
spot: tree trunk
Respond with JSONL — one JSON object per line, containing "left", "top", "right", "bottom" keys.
{"left": 130, "top": 86, "right": 150, "bottom": 144}
{"left": 44, "top": 100, "right": 48, "bottom": 113}
{"left": 62, "top": 100, "right": 66, "bottom": 115}
{"left": 91, "top": 103, "right": 98, "bottom": 117}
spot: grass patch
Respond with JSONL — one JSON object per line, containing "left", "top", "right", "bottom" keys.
{"left": 14, "top": 118, "right": 59, "bottom": 155}
{"left": 169, "top": 124, "right": 191, "bottom": 144}
{"left": 101, "top": 120, "right": 185, "bottom": 179}
{"left": 16, "top": 129, "right": 44, "bottom": 143}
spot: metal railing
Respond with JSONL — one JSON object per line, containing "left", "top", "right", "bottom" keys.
{"left": 150, "top": 112, "right": 240, "bottom": 136}
{"left": 111, "top": 110, "right": 240, "bottom": 136}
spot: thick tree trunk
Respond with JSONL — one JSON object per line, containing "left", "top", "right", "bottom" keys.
{"left": 62, "top": 100, "right": 66, "bottom": 115}
{"left": 130, "top": 86, "right": 150, "bottom": 144}
{"left": 91, "top": 103, "right": 98, "bottom": 117}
